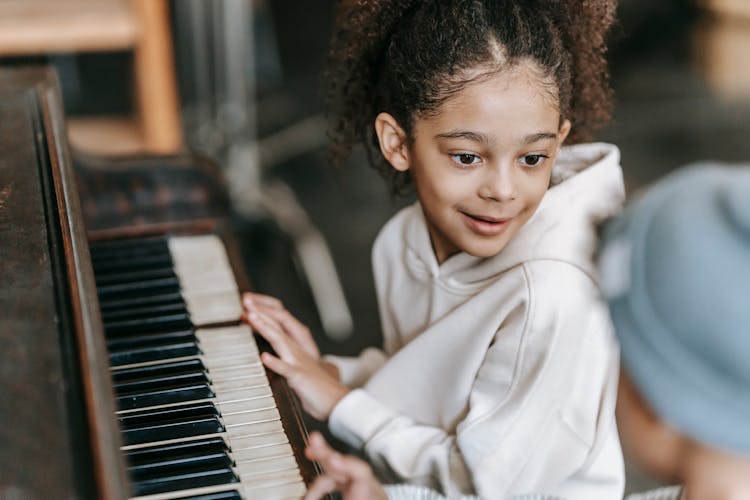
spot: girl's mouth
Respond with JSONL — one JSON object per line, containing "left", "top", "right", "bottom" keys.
{"left": 460, "top": 211, "right": 512, "bottom": 236}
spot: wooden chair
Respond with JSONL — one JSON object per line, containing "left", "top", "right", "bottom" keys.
{"left": 0, "top": 0, "right": 183, "bottom": 155}
{"left": 694, "top": 0, "right": 750, "bottom": 99}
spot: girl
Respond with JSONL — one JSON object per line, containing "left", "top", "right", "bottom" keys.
{"left": 244, "top": 0, "right": 625, "bottom": 498}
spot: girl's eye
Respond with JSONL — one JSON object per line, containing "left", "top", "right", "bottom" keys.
{"left": 451, "top": 153, "right": 481, "bottom": 166}
{"left": 520, "top": 154, "right": 548, "bottom": 167}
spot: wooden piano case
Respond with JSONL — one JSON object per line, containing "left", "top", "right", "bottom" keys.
{"left": 0, "top": 66, "right": 129, "bottom": 499}
{"left": 0, "top": 66, "right": 322, "bottom": 499}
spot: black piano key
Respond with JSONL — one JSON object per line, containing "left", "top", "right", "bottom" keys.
{"left": 96, "top": 268, "right": 177, "bottom": 289}
{"left": 105, "top": 311, "right": 192, "bottom": 336}
{"left": 178, "top": 492, "right": 242, "bottom": 500}
{"left": 112, "top": 359, "right": 206, "bottom": 384}
{"left": 92, "top": 252, "right": 173, "bottom": 275}
{"left": 130, "top": 450, "right": 232, "bottom": 479}
{"left": 100, "top": 290, "right": 184, "bottom": 312}
{"left": 132, "top": 466, "right": 239, "bottom": 496}
{"left": 114, "top": 370, "right": 208, "bottom": 395}
{"left": 102, "top": 300, "right": 188, "bottom": 323}
{"left": 109, "top": 340, "right": 199, "bottom": 365}
{"left": 117, "top": 383, "right": 214, "bottom": 411}
{"left": 119, "top": 402, "right": 218, "bottom": 429}
{"left": 126, "top": 438, "right": 228, "bottom": 467}
{"left": 122, "top": 416, "right": 225, "bottom": 445}
{"left": 97, "top": 276, "right": 181, "bottom": 301}
{"left": 107, "top": 329, "right": 195, "bottom": 351}
{"left": 97, "top": 278, "right": 182, "bottom": 309}
{"left": 90, "top": 236, "right": 170, "bottom": 261}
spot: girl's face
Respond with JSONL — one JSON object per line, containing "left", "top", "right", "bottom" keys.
{"left": 377, "top": 61, "right": 570, "bottom": 263}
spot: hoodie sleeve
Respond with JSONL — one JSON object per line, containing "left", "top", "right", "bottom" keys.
{"left": 328, "top": 262, "right": 624, "bottom": 499}
{"left": 323, "top": 348, "right": 389, "bottom": 388}
{"left": 328, "top": 388, "right": 475, "bottom": 496}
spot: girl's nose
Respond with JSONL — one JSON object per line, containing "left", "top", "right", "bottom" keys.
{"left": 478, "top": 165, "right": 518, "bottom": 202}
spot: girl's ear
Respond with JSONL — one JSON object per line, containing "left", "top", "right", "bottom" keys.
{"left": 558, "top": 119, "right": 572, "bottom": 146}
{"left": 375, "top": 112, "right": 410, "bottom": 172}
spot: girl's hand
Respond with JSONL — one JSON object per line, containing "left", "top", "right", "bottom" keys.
{"left": 303, "top": 432, "right": 388, "bottom": 500}
{"left": 242, "top": 292, "right": 320, "bottom": 359}
{"left": 242, "top": 292, "right": 341, "bottom": 380}
{"left": 246, "top": 309, "right": 349, "bottom": 421}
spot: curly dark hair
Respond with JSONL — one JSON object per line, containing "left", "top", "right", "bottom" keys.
{"left": 326, "top": 0, "right": 617, "bottom": 192}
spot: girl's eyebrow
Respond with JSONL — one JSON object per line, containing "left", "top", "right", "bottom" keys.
{"left": 435, "top": 130, "right": 492, "bottom": 144}
{"left": 523, "top": 132, "right": 558, "bottom": 144}
{"left": 435, "top": 130, "right": 558, "bottom": 145}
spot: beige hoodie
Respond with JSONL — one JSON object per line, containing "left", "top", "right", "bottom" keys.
{"left": 326, "top": 143, "right": 626, "bottom": 499}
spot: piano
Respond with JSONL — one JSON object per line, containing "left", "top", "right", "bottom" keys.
{"left": 0, "top": 66, "right": 321, "bottom": 499}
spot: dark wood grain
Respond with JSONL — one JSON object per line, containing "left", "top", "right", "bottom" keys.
{"left": 0, "top": 66, "right": 129, "bottom": 500}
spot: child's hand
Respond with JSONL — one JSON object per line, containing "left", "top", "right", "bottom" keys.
{"left": 242, "top": 292, "right": 321, "bottom": 359}
{"left": 242, "top": 292, "right": 341, "bottom": 380}
{"left": 246, "top": 309, "right": 349, "bottom": 421}
{"left": 303, "top": 431, "right": 388, "bottom": 500}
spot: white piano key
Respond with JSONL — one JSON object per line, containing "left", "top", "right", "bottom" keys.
{"left": 197, "top": 324, "right": 252, "bottom": 335}
{"left": 200, "top": 339, "right": 259, "bottom": 356}
{"left": 212, "top": 375, "right": 269, "bottom": 392}
{"left": 207, "top": 364, "right": 265, "bottom": 380}
{"left": 169, "top": 235, "right": 239, "bottom": 295}
{"left": 224, "top": 408, "right": 281, "bottom": 428}
{"left": 236, "top": 469, "right": 304, "bottom": 487}
{"left": 179, "top": 275, "right": 238, "bottom": 296}
{"left": 224, "top": 419, "right": 285, "bottom": 437}
{"left": 240, "top": 481, "right": 307, "bottom": 500}
{"left": 175, "top": 265, "right": 236, "bottom": 285}
{"left": 214, "top": 384, "right": 273, "bottom": 414}
{"left": 214, "top": 385, "right": 272, "bottom": 404}
{"left": 203, "top": 335, "right": 255, "bottom": 344}
{"left": 168, "top": 234, "right": 232, "bottom": 270}
{"left": 235, "top": 455, "right": 299, "bottom": 477}
{"left": 230, "top": 431, "right": 290, "bottom": 450}
{"left": 231, "top": 443, "right": 299, "bottom": 462}
{"left": 202, "top": 353, "right": 261, "bottom": 370}
{"left": 199, "top": 333, "right": 256, "bottom": 345}
{"left": 220, "top": 398, "right": 278, "bottom": 425}
{"left": 183, "top": 290, "right": 244, "bottom": 326}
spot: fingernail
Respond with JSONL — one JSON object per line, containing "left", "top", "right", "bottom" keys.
{"left": 243, "top": 295, "right": 253, "bottom": 306}
{"left": 248, "top": 311, "right": 258, "bottom": 321}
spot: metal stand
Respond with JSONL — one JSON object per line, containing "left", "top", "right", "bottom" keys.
{"left": 172, "top": 0, "right": 353, "bottom": 340}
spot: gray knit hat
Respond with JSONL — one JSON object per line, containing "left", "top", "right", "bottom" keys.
{"left": 598, "top": 163, "right": 750, "bottom": 454}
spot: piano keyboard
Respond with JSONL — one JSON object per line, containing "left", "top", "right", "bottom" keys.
{"left": 90, "top": 234, "right": 307, "bottom": 500}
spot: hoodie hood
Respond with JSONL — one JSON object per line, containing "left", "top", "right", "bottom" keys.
{"left": 404, "top": 142, "right": 625, "bottom": 289}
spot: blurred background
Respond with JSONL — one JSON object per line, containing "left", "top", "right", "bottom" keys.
{"left": 2, "top": 0, "right": 748, "bottom": 495}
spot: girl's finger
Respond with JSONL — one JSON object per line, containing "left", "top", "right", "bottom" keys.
{"left": 330, "top": 453, "right": 373, "bottom": 481}
{"left": 260, "top": 352, "right": 292, "bottom": 378}
{"left": 262, "top": 308, "right": 318, "bottom": 355}
{"left": 247, "top": 311, "right": 294, "bottom": 359}
{"left": 302, "top": 475, "right": 339, "bottom": 500}
{"left": 305, "top": 432, "right": 334, "bottom": 462}
{"left": 305, "top": 435, "right": 361, "bottom": 484}
{"left": 243, "top": 292, "right": 284, "bottom": 310}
